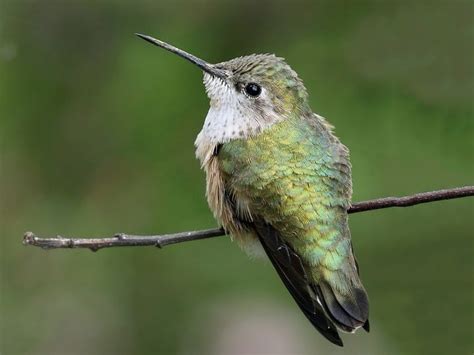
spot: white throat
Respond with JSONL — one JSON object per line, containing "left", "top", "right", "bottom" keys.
{"left": 195, "top": 74, "right": 281, "bottom": 150}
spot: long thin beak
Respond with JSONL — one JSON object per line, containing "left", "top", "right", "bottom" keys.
{"left": 135, "top": 33, "right": 227, "bottom": 79}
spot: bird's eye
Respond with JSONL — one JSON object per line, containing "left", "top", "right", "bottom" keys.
{"left": 244, "top": 83, "right": 262, "bottom": 97}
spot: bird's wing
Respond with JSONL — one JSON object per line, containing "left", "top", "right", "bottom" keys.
{"left": 300, "top": 114, "right": 370, "bottom": 332}
{"left": 252, "top": 221, "right": 343, "bottom": 346}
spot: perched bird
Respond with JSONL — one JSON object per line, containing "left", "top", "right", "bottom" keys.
{"left": 137, "top": 33, "right": 369, "bottom": 346}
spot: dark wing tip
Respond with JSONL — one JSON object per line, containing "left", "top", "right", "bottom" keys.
{"left": 254, "top": 223, "right": 343, "bottom": 347}
{"left": 302, "top": 307, "right": 343, "bottom": 346}
{"left": 328, "top": 332, "right": 344, "bottom": 347}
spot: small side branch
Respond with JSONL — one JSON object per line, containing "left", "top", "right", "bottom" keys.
{"left": 23, "top": 228, "right": 226, "bottom": 252}
{"left": 23, "top": 186, "right": 473, "bottom": 252}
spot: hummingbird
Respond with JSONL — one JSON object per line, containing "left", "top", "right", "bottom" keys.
{"left": 136, "top": 33, "right": 369, "bottom": 346}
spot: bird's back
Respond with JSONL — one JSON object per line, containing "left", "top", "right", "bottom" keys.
{"left": 217, "top": 113, "right": 369, "bottom": 342}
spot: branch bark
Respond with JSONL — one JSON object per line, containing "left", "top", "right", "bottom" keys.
{"left": 23, "top": 186, "right": 474, "bottom": 252}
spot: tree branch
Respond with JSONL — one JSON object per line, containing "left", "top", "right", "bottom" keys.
{"left": 23, "top": 186, "right": 473, "bottom": 252}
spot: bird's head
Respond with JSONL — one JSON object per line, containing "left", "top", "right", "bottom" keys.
{"left": 136, "top": 34, "right": 310, "bottom": 143}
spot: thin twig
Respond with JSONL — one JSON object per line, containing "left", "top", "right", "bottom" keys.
{"left": 23, "top": 186, "right": 474, "bottom": 252}
{"left": 347, "top": 186, "right": 474, "bottom": 213}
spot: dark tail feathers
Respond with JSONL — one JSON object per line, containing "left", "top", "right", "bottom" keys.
{"left": 315, "top": 281, "right": 369, "bottom": 333}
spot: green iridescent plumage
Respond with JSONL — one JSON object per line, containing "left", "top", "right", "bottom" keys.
{"left": 219, "top": 115, "right": 353, "bottom": 273}
{"left": 218, "top": 111, "right": 369, "bottom": 334}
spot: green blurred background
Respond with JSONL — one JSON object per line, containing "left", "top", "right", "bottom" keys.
{"left": 1, "top": 0, "right": 473, "bottom": 354}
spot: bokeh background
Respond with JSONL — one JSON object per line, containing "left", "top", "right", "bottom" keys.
{"left": 1, "top": 1, "right": 473, "bottom": 354}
